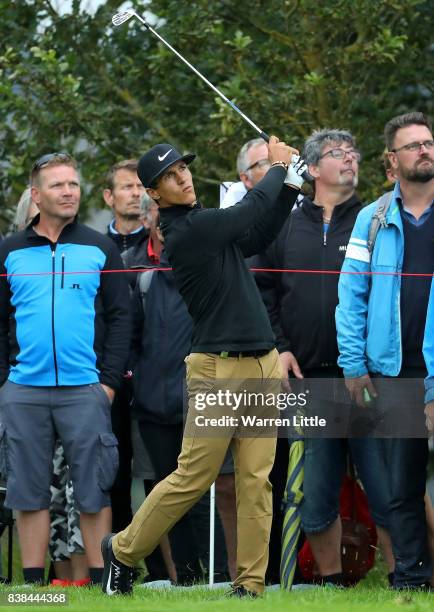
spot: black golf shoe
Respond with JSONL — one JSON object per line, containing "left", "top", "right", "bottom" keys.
{"left": 227, "top": 585, "right": 259, "bottom": 598}
{"left": 101, "top": 533, "right": 134, "bottom": 596}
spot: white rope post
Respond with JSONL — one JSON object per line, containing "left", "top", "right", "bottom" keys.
{"left": 209, "top": 481, "right": 215, "bottom": 587}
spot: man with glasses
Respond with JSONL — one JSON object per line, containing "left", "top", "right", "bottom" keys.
{"left": 221, "top": 138, "right": 270, "bottom": 208}
{"left": 254, "top": 128, "right": 393, "bottom": 586}
{"left": 337, "top": 112, "right": 434, "bottom": 589}
{"left": 0, "top": 153, "right": 130, "bottom": 585}
{"left": 222, "top": 137, "right": 305, "bottom": 584}
{"left": 222, "top": 139, "right": 305, "bottom": 214}
{"left": 238, "top": 139, "right": 272, "bottom": 190}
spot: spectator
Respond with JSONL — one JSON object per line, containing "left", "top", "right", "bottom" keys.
{"left": 254, "top": 128, "right": 393, "bottom": 585}
{"left": 103, "top": 159, "right": 147, "bottom": 252}
{"left": 221, "top": 138, "right": 270, "bottom": 208}
{"left": 382, "top": 148, "right": 397, "bottom": 185}
{"left": 0, "top": 152, "right": 130, "bottom": 585}
{"left": 13, "top": 188, "right": 39, "bottom": 231}
{"left": 123, "top": 192, "right": 159, "bottom": 290}
{"left": 224, "top": 137, "right": 301, "bottom": 584}
{"left": 103, "top": 159, "right": 147, "bottom": 534}
{"left": 49, "top": 442, "right": 89, "bottom": 586}
{"left": 12, "top": 187, "right": 89, "bottom": 586}
{"left": 383, "top": 145, "right": 434, "bottom": 584}
{"left": 336, "top": 112, "right": 434, "bottom": 589}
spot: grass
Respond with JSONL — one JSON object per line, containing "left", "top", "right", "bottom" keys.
{"left": 0, "top": 582, "right": 433, "bottom": 612}
{"left": 1, "top": 528, "right": 433, "bottom": 610}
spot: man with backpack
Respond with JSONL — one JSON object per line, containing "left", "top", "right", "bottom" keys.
{"left": 336, "top": 112, "right": 434, "bottom": 589}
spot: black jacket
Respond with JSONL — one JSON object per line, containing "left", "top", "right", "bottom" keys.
{"left": 253, "top": 195, "right": 363, "bottom": 370}
{"left": 122, "top": 232, "right": 152, "bottom": 291}
{"left": 107, "top": 222, "right": 149, "bottom": 254}
{"left": 129, "top": 245, "right": 192, "bottom": 424}
{"left": 159, "top": 166, "right": 299, "bottom": 353}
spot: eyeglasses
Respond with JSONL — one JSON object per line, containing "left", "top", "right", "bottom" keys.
{"left": 391, "top": 140, "right": 434, "bottom": 153}
{"left": 245, "top": 158, "right": 271, "bottom": 172}
{"left": 31, "top": 152, "right": 72, "bottom": 172}
{"left": 319, "top": 148, "right": 361, "bottom": 162}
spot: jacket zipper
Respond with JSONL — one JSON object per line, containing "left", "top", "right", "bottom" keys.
{"left": 61, "top": 252, "right": 65, "bottom": 289}
{"left": 396, "top": 287, "right": 402, "bottom": 373}
{"left": 51, "top": 247, "right": 59, "bottom": 385}
{"left": 321, "top": 223, "right": 327, "bottom": 363}
{"left": 321, "top": 209, "right": 334, "bottom": 365}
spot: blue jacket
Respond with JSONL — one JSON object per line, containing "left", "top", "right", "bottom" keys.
{"left": 0, "top": 216, "right": 131, "bottom": 389}
{"left": 335, "top": 182, "right": 434, "bottom": 403}
{"left": 423, "top": 287, "right": 434, "bottom": 403}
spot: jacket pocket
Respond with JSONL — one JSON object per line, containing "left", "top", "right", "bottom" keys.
{"left": 97, "top": 433, "right": 119, "bottom": 492}
{"left": 0, "top": 424, "right": 9, "bottom": 478}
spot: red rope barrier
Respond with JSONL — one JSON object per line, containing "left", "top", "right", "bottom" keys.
{"left": 0, "top": 268, "right": 433, "bottom": 278}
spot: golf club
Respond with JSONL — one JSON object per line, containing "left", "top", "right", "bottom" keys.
{"left": 112, "top": 10, "right": 310, "bottom": 181}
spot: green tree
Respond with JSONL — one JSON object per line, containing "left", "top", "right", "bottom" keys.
{"left": 142, "top": 0, "right": 433, "bottom": 199}
{"left": 0, "top": 0, "right": 432, "bottom": 234}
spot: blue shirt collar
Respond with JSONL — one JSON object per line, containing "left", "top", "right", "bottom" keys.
{"left": 109, "top": 219, "right": 143, "bottom": 235}
{"left": 394, "top": 181, "right": 434, "bottom": 226}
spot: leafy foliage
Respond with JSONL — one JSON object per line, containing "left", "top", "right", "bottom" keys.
{"left": 0, "top": 0, "right": 433, "bottom": 232}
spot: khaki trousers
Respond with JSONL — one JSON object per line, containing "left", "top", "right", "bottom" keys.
{"left": 113, "top": 349, "right": 281, "bottom": 593}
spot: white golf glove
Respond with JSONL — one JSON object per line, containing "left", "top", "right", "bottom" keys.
{"left": 284, "top": 155, "right": 308, "bottom": 189}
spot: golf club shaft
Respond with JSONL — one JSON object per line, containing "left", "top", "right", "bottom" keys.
{"left": 132, "top": 13, "right": 270, "bottom": 142}
{"left": 115, "top": 11, "right": 311, "bottom": 182}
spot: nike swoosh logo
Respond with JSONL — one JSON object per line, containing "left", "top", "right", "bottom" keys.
{"left": 106, "top": 564, "right": 116, "bottom": 595}
{"left": 158, "top": 149, "right": 172, "bottom": 162}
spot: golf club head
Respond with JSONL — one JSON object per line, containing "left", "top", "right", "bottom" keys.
{"left": 112, "top": 10, "right": 136, "bottom": 27}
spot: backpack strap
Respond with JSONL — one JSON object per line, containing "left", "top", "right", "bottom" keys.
{"left": 367, "top": 191, "right": 394, "bottom": 254}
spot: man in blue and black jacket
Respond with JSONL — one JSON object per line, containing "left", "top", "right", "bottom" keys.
{"left": 337, "top": 112, "right": 434, "bottom": 589}
{"left": 0, "top": 153, "right": 130, "bottom": 585}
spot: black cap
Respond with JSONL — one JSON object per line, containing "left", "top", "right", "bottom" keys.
{"left": 137, "top": 144, "right": 196, "bottom": 188}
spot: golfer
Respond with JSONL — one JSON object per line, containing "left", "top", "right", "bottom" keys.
{"left": 102, "top": 135, "right": 306, "bottom": 597}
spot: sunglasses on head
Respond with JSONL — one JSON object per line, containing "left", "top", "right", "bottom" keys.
{"left": 31, "top": 152, "right": 72, "bottom": 173}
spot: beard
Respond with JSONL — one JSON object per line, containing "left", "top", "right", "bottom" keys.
{"left": 338, "top": 171, "right": 358, "bottom": 188}
{"left": 400, "top": 157, "right": 434, "bottom": 183}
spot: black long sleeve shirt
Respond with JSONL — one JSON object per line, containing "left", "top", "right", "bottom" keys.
{"left": 159, "top": 166, "right": 299, "bottom": 352}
